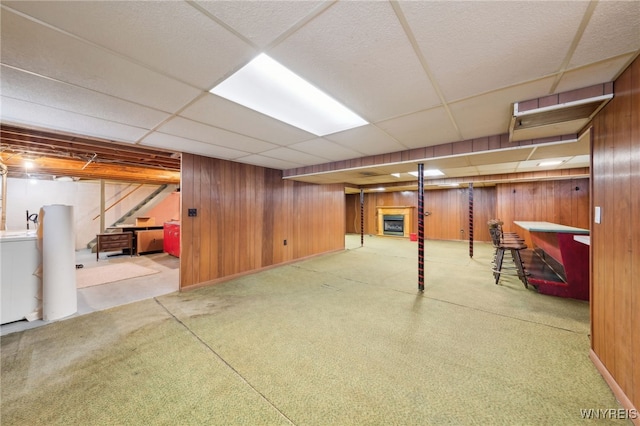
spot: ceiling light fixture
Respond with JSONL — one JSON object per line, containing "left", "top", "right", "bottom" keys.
{"left": 391, "top": 173, "right": 401, "bottom": 178}
{"left": 210, "top": 53, "right": 368, "bottom": 136}
{"left": 408, "top": 169, "right": 445, "bottom": 177}
{"left": 537, "top": 160, "right": 564, "bottom": 167}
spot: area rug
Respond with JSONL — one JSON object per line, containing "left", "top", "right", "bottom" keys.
{"left": 76, "top": 263, "right": 159, "bottom": 288}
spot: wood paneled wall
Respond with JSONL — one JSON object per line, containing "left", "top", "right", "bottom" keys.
{"left": 347, "top": 179, "right": 589, "bottom": 245}
{"left": 423, "top": 187, "right": 497, "bottom": 241}
{"left": 346, "top": 187, "right": 496, "bottom": 242}
{"left": 180, "top": 154, "right": 345, "bottom": 289}
{"left": 590, "top": 56, "right": 639, "bottom": 414}
{"left": 496, "top": 179, "right": 590, "bottom": 246}
{"left": 496, "top": 179, "right": 590, "bottom": 230}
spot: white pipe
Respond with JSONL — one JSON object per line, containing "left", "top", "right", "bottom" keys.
{"left": 0, "top": 162, "right": 7, "bottom": 230}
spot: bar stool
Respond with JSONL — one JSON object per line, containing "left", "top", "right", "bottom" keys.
{"left": 489, "top": 227, "right": 529, "bottom": 288}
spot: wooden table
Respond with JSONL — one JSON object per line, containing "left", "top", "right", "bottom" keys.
{"left": 514, "top": 221, "right": 590, "bottom": 301}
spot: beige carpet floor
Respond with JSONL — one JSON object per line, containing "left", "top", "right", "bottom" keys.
{"left": 1, "top": 235, "right": 623, "bottom": 425}
{"left": 76, "top": 262, "right": 159, "bottom": 288}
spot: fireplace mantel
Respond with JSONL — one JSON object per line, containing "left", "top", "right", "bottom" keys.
{"left": 376, "top": 206, "right": 415, "bottom": 237}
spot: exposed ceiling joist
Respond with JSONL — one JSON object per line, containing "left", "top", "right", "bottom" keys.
{"left": 1, "top": 125, "right": 181, "bottom": 184}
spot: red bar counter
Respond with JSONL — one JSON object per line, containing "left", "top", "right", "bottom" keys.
{"left": 514, "top": 221, "right": 590, "bottom": 301}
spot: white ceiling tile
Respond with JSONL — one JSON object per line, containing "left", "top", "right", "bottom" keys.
{"left": 260, "top": 147, "right": 328, "bottom": 166}
{"left": 515, "top": 160, "right": 591, "bottom": 174}
{"left": 475, "top": 162, "right": 520, "bottom": 174}
{"left": 142, "top": 132, "right": 245, "bottom": 160}
{"left": 1, "top": 10, "right": 201, "bottom": 112}
{"left": 180, "top": 93, "right": 314, "bottom": 146}
{"left": 1, "top": 0, "right": 635, "bottom": 181}
{"left": 556, "top": 55, "right": 635, "bottom": 93}
{"left": 530, "top": 139, "right": 590, "bottom": 160}
{"left": 1, "top": 97, "right": 148, "bottom": 143}
{"left": 420, "top": 156, "right": 472, "bottom": 169}
{"left": 3, "top": 1, "right": 255, "bottom": 90}
{"left": 570, "top": 1, "right": 640, "bottom": 68}
{"left": 468, "top": 149, "right": 533, "bottom": 166}
{"left": 400, "top": 1, "right": 589, "bottom": 102}
{"left": 195, "top": 0, "right": 330, "bottom": 49}
{"left": 517, "top": 157, "right": 573, "bottom": 172}
{"left": 288, "top": 138, "right": 362, "bottom": 162}
{"left": 438, "top": 166, "right": 479, "bottom": 178}
{"left": 376, "top": 107, "right": 461, "bottom": 149}
{"left": 270, "top": 1, "right": 440, "bottom": 122}
{"left": 236, "top": 154, "right": 304, "bottom": 170}
{"left": 449, "top": 77, "right": 556, "bottom": 140}
{"left": 1, "top": 66, "right": 169, "bottom": 129}
{"left": 156, "top": 117, "right": 278, "bottom": 154}
{"left": 564, "top": 155, "right": 590, "bottom": 166}
{"left": 324, "top": 125, "right": 407, "bottom": 156}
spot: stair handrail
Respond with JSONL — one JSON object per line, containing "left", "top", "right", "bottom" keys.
{"left": 92, "top": 184, "right": 143, "bottom": 221}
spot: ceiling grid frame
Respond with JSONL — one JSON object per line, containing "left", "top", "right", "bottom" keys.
{"left": 0, "top": 0, "right": 638, "bottom": 186}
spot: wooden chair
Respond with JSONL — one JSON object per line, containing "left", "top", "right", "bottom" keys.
{"left": 489, "top": 227, "right": 529, "bottom": 288}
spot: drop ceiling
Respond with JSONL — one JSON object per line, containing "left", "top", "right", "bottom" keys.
{"left": 1, "top": 1, "right": 638, "bottom": 188}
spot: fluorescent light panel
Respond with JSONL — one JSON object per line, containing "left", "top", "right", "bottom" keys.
{"left": 537, "top": 160, "right": 563, "bottom": 167}
{"left": 408, "top": 169, "right": 445, "bottom": 177}
{"left": 210, "top": 54, "right": 368, "bottom": 136}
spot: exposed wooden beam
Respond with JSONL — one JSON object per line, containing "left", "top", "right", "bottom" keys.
{"left": 1, "top": 124, "right": 181, "bottom": 184}
{"left": 1, "top": 153, "right": 180, "bottom": 185}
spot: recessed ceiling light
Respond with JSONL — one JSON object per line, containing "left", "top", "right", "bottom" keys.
{"left": 391, "top": 173, "right": 400, "bottom": 178}
{"left": 408, "top": 169, "right": 445, "bottom": 177}
{"left": 375, "top": 187, "right": 385, "bottom": 191}
{"left": 537, "top": 160, "right": 563, "bottom": 167}
{"left": 210, "top": 53, "right": 368, "bottom": 136}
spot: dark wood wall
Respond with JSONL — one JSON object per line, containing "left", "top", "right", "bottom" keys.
{"left": 180, "top": 154, "right": 345, "bottom": 289}
{"left": 496, "top": 179, "right": 589, "bottom": 231}
{"left": 347, "top": 180, "right": 588, "bottom": 244}
{"left": 496, "top": 179, "right": 590, "bottom": 246}
{"left": 590, "top": 56, "right": 639, "bottom": 413}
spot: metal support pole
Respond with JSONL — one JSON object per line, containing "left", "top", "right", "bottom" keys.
{"left": 468, "top": 182, "right": 474, "bottom": 258}
{"left": 418, "top": 163, "right": 425, "bottom": 292}
{"left": 360, "top": 189, "right": 364, "bottom": 247}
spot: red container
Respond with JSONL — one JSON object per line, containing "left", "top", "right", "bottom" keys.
{"left": 163, "top": 221, "right": 180, "bottom": 257}
{"left": 410, "top": 233, "right": 417, "bottom": 241}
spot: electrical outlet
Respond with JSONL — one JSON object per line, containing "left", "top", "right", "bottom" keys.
{"left": 283, "top": 239, "right": 287, "bottom": 246}
{"left": 188, "top": 208, "right": 197, "bottom": 217}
